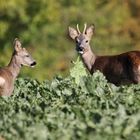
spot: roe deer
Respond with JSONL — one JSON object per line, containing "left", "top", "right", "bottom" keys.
{"left": 0, "top": 38, "right": 36, "bottom": 96}
{"left": 68, "top": 24, "right": 140, "bottom": 85}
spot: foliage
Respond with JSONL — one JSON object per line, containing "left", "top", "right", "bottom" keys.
{"left": 70, "top": 57, "right": 87, "bottom": 84}
{"left": 0, "top": 60, "right": 140, "bottom": 140}
{"left": 0, "top": 0, "right": 140, "bottom": 80}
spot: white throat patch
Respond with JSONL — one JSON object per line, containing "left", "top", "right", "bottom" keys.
{"left": 78, "top": 51, "right": 84, "bottom": 54}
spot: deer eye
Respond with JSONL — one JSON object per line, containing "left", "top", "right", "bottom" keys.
{"left": 86, "top": 40, "right": 88, "bottom": 43}
{"left": 25, "top": 55, "right": 29, "bottom": 57}
{"left": 76, "top": 40, "right": 78, "bottom": 43}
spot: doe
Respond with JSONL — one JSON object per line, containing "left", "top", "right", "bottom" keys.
{"left": 68, "top": 24, "right": 140, "bottom": 85}
{"left": 0, "top": 38, "right": 36, "bottom": 96}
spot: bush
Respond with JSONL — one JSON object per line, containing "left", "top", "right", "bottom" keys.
{"left": 0, "top": 59, "right": 140, "bottom": 140}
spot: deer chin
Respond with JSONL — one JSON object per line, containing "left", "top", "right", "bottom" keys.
{"left": 30, "top": 65, "right": 35, "bottom": 68}
{"left": 78, "top": 51, "right": 84, "bottom": 54}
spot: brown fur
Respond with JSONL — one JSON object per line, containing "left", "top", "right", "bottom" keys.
{"left": 91, "top": 51, "right": 140, "bottom": 85}
{"left": 0, "top": 136, "right": 5, "bottom": 140}
{"left": 0, "top": 68, "right": 14, "bottom": 96}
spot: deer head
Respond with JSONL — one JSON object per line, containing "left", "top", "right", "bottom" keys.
{"left": 13, "top": 38, "right": 36, "bottom": 67}
{"left": 68, "top": 23, "right": 95, "bottom": 54}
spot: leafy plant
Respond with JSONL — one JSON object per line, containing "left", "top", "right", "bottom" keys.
{"left": 70, "top": 57, "right": 87, "bottom": 84}
{"left": 0, "top": 58, "right": 140, "bottom": 140}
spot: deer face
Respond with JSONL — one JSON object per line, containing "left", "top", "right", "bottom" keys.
{"left": 75, "top": 34, "right": 90, "bottom": 54}
{"left": 69, "top": 24, "right": 95, "bottom": 54}
{"left": 14, "top": 39, "right": 36, "bottom": 67}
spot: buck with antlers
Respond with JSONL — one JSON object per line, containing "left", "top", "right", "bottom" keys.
{"left": 68, "top": 24, "right": 140, "bottom": 85}
{"left": 0, "top": 38, "right": 36, "bottom": 96}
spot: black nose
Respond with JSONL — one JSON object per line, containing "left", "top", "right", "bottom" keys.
{"left": 76, "top": 46, "right": 83, "bottom": 52}
{"left": 31, "top": 61, "right": 37, "bottom": 66}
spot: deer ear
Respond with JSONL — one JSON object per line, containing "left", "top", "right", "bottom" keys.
{"left": 68, "top": 27, "right": 78, "bottom": 40}
{"left": 14, "top": 38, "right": 22, "bottom": 52}
{"left": 85, "top": 25, "right": 95, "bottom": 38}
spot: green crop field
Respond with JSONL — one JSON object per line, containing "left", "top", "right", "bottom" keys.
{"left": 0, "top": 59, "right": 140, "bottom": 140}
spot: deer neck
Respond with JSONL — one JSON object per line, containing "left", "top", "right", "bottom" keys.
{"left": 7, "top": 53, "right": 21, "bottom": 80}
{"left": 81, "top": 46, "right": 96, "bottom": 72}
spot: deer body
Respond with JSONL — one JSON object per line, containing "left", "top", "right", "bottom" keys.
{"left": 0, "top": 68, "right": 14, "bottom": 96}
{"left": 69, "top": 24, "right": 140, "bottom": 85}
{"left": 0, "top": 39, "right": 36, "bottom": 96}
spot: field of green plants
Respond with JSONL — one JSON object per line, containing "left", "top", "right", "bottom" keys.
{"left": 0, "top": 59, "right": 140, "bottom": 140}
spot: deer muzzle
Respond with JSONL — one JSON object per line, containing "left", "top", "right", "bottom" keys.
{"left": 30, "top": 61, "right": 37, "bottom": 67}
{"left": 76, "top": 46, "right": 85, "bottom": 54}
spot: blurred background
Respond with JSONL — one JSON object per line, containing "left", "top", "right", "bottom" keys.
{"left": 0, "top": 0, "right": 140, "bottom": 81}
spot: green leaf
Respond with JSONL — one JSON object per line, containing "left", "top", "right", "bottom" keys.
{"left": 70, "top": 57, "right": 87, "bottom": 85}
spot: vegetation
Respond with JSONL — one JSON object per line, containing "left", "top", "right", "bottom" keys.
{"left": 0, "top": 60, "right": 140, "bottom": 140}
{"left": 0, "top": 0, "right": 140, "bottom": 80}
{"left": 0, "top": 1, "right": 140, "bottom": 140}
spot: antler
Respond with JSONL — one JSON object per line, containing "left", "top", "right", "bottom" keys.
{"left": 76, "top": 24, "right": 81, "bottom": 34}
{"left": 83, "top": 23, "right": 87, "bottom": 34}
